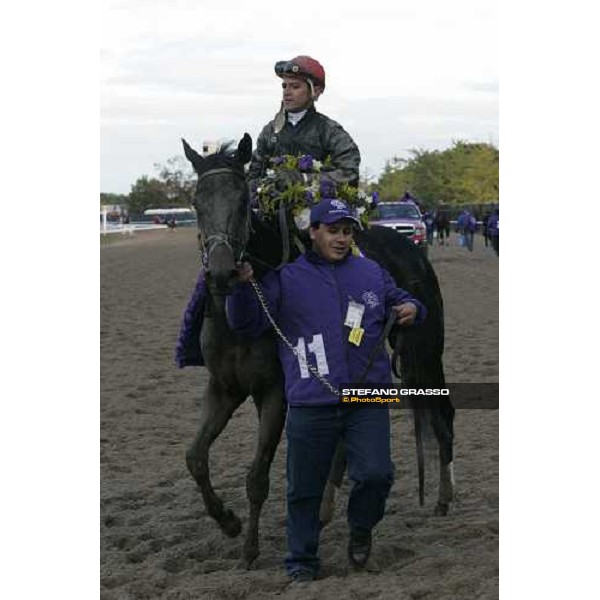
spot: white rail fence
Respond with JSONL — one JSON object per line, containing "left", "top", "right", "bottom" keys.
{"left": 100, "top": 222, "right": 167, "bottom": 235}
{"left": 100, "top": 208, "right": 194, "bottom": 235}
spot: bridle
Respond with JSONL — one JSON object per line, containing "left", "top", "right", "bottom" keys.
{"left": 194, "top": 167, "right": 251, "bottom": 267}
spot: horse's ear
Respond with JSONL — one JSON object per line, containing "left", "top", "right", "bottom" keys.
{"left": 236, "top": 133, "right": 252, "bottom": 165}
{"left": 182, "top": 138, "right": 203, "bottom": 172}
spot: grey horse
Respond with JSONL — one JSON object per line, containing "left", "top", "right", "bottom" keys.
{"left": 181, "top": 134, "right": 455, "bottom": 568}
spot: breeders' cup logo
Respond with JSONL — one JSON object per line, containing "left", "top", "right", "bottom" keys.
{"left": 362, "top": 290, "right": 379, "bottom": 309}
{"left": 330, "top": 199, "right": 347, "bottom": 210}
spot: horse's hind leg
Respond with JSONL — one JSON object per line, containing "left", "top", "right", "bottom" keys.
{"left": 242, "top": 385, "right": 286, "bottom": 568}
{"left": 432, "top": 399, "right": 455, "bottom": 516}
{"left": 436, "top": 459, "right": 455, "bottom": 516}
{"left": 186, "top": 378, "right": 245, "bottom": 537}
{"left": 319, "top": 441, "right": 347, "bottom": 526}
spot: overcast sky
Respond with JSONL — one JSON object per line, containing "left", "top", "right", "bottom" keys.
{"left": 100, "top": 0, "right": 498, "bottom": 194}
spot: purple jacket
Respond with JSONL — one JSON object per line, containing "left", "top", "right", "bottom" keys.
{"left": 487, "top": 213, "right": 499, "bottom": 237}
{"left": 458, "top": 212, "right": 477, "bottom": 233}
{"left": 226, "top": 251, "right": 426, "bottom": 406}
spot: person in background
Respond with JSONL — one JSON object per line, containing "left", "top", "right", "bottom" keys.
{"left": 482, "top": 211, "right": 491, "bottom": 248}
{"left": 423, "top": 210, "right": 435, "bottom": 246}
{"left": 226, "top": 198, "right": 427, "bottom": 584}
{"left": 457, "top": 210, "right": 477, "bottom": 252}
{"left": 465, "top": 211, "right": 477, "bottom": 252}
{"left": 456, "top": 210, "right": 467, "bottom": 247}
{"left": 487, "top": 208, "right": 499, "bottom": 256}
{"left": 399, "top": 190, "right": 424, "bottom": 213}
{"left": 434, "top": 210, "right": 450, "bottom": 246}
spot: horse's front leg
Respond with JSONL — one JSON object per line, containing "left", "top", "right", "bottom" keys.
{"left": 242, "top": 382, "right": 286, "bottom": 568}
{"left": 186, "top": 377, "right": 245, "bottom": 537}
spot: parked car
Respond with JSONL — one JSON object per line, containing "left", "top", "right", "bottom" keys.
{"left": 369, "top": 201, "right": 428, "bottom": 255}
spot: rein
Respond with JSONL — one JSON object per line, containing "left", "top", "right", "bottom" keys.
{"left": 277, "top": 204, "right": 290, "bottom": 269}
{"left": 357, "top": 312, "right": 398, "bottom": 384}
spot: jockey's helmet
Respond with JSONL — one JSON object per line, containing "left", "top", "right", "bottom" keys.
{"left": 274, "top": 56, "right": 326, "bottom": 91}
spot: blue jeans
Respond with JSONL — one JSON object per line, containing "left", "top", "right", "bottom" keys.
{"left": 464, "top": 230, "right": 474, "bottom": 251}
{"left": 284, "top": 405, "right": 394, "bottom": 576}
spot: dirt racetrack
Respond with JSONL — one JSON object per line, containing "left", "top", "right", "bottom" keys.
{"left": 101, "top": 228, "right": 498, "bottom": 599}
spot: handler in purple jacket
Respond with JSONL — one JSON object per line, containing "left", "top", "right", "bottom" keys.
{"left": 226, "top": 199, "right": 427, "bottom": 582}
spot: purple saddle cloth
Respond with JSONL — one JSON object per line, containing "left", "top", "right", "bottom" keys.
{"left": 174, "top": 270, "right": 206, "bottom": 368}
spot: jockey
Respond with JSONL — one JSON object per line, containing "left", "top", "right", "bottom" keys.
{"left": 175, "top": 56, "right": 361, "bottom": 369}
{"left": 226, "top": 198, "right": 426, "bottom": 583}
{"left": 247, "top": 55, "right": 361, "bottom": 196}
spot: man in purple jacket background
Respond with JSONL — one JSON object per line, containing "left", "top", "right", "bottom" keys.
{"left": 487, "top": 208, "right": 499, "bottom": 256}
{"left": 226, "top": 199, "right": 427, "bottom": 583}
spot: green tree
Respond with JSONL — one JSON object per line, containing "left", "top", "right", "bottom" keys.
{"left": 100, "top": 155, "right": 196, "bottom": 215}
{"left": 373, "top": 141, "right": 499, "bottom": 207}
{"left": 127, "top": 176, "right": 171, "bottom": 215}
{"left": 154, "top": 156, "right": 195, "bottom": 207}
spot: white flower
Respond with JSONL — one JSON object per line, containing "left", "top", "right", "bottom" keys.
{"left": 312, "top": 160, "right": 322, "bottom": 171}
{"left": 266, "top": 169, "right": 275, "bottom": 178}
{"left": 356, "top": 206, "right": 366, "bottom": 216}
{"left": 293, "top": 207, "right": 311, "bottom": 231}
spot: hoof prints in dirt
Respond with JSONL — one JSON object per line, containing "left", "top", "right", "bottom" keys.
{"left": 101, "top": 232, "right": 498, "bottom": 599}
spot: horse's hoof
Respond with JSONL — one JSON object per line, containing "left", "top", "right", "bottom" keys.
{"left": 221, "top": 509, "right": 242, "bottom": 538}
{"left": 434, "top": 502, "right": 449, "bottom": 516}
{"left": 239, "top": 551, "right": 258, "bottom": 570}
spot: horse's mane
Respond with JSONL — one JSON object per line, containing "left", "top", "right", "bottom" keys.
{"left": 201, "top": 139, "right": 244, "bottom": 171}
{"left": 213, "top": 139, "right": 237, "bottom": 156}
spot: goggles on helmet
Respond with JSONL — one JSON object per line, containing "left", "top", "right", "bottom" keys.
{"left": 275, "top": 61, "right": 304, "bottom": 78}
{"left": 275, "top": 57, "right": 326, "bottom": 92}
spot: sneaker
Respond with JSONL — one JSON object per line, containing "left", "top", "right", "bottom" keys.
{"left": 290, "top": 570, "right": 314, "bottom": 584}
{"left": 348, "top": 528, "right": 372, "bottom": 569}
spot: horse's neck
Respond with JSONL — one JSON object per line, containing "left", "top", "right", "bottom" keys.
{"left": 248, "top": 217, "right": 305, "bottom": 271}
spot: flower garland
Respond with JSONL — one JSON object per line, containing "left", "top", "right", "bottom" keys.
{"left": 254, "top": 154, "right": 377, "bottom": 228}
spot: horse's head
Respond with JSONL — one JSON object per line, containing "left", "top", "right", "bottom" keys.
{"left": 182, "top": 134, "right": 253, "bottom": 296}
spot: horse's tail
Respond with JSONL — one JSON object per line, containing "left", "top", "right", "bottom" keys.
{"left": 414, "top": 406, "right": 425, "bottom": 506}
{"left": 392, "top": 330, "right": 426, "bottom": 506}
